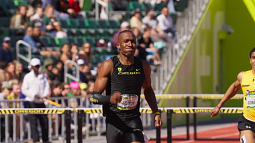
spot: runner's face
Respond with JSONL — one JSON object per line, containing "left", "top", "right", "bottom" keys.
{"left": 117, "top": 32, "right": 137, "bottom": 56}
{"left": 250, "top": 52, "right": 255, "bottom": 69}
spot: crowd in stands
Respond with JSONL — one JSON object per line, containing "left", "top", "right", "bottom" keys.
{"left": 0, "top": 0, "right": 185, "bottom": 141}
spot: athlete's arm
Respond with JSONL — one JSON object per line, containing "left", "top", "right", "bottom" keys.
{"left": 142, "top": 60, "right": 162, "bottom": 128}
{"left": 211, "top": 71, "right": 243, "bottom": 117}
{"left": 92, "top": 59, "right": 121, "bottom": 104}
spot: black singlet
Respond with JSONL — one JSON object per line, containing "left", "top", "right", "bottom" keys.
{"left": 103, "top": 56, "right": 145, "bottom": 120}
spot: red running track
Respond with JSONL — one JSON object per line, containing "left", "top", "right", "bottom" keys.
{"left": 148, "top": 124, "right": 240, "bottom": 143}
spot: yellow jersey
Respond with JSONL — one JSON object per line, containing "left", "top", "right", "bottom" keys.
{"left": 241, "top": 70, "right": 255, "bottom": 121}
{"left": 7, "top": 94, "right": 19, "bottom": 108}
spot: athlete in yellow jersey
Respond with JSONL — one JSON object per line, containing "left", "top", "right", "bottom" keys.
{"left": 211, "top": 48, "right": 255, "bottom": 143}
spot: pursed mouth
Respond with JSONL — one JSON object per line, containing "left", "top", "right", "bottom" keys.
{"left": 125, "top": 47, "right": 134, "bottom": 50}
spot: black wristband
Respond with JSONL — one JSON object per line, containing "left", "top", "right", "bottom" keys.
{"left": 92, "top": 91, "right": 111, "bottom": 104}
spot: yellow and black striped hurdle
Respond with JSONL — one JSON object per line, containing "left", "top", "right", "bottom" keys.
{"left": 0, "top": 94, "right": 243, "bottom": 143}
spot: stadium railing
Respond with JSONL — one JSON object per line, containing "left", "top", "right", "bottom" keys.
{"left": 151, "top": 0, "right": 211, "bottom": 94}
{"left": 64, "top": 60, "right": 80, "bottom": 83}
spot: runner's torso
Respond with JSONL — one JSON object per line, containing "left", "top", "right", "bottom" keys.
{"left": 241, "top": 70, "right": 255, "bottom": 121}
{"left": 103, "top": 56, "right": 145, "bottom": 120}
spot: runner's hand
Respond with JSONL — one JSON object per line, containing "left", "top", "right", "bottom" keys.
{"left": 210, "top": 106, "right": 220, "bottom": 117}
{"left": 154, "top": 115, "right": 162, "bottom": 128}
{"left": 110, "top": 92, "right": 122, "bottom": 104}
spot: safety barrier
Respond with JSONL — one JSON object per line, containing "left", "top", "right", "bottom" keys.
{"left": 0, "top": 94, "right": 243, "bottom": 142}
{"left": 141, "top": 94, "right": 243, "bottom": 141}
{"left": 0, "top": 107, "right": 241, "bottom": 143}
{"left": 164, "top": 107, "right": 242, "bottom": 143}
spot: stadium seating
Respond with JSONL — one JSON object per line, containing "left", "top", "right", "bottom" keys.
{"left": 0, "top": 0, "right": 189, "bottom": 68}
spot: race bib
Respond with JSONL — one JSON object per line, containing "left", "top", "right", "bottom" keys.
{"left": 117, "top": 94, "right": 138, "bottom": 110}
{"left": 246, "top": 94, "right": 255, "bottom": 109}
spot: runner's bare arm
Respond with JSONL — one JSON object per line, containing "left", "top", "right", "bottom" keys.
{"left": 142, "top": 60, "right": 159, "bottom": 114}
{"left": 92, "top": 59, "right": 121, "bottom": 104}
{"left": 211, "top": 72, "right": 242, "bottom": 117}
{"left": 217, "top": 71, "right": 243, "bottom": 108}
{"left": 142, "top": 60, "right": 162, "bottom": 128}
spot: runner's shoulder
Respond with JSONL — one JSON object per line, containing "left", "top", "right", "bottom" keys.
{"left": 99, "top": 58, "right": 113, "bottom": 75}
{"left": 140, "top": 59, "right": 151, "bottom": 75}
{"left": 237, "top": 71, "right": 244, "bottom": 82}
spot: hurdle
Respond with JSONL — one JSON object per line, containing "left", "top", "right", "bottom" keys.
{"left": 165, "top": 107, "right": 243, "bottom": 143}
{"left": 141, "top": 94, "right": 243, "bottom": 141}
{"left": 0, "top": 108, "right": 73, "bottom": 143}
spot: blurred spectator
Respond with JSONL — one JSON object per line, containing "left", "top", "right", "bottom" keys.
{"left": 142, "top": 9, "right": 157, "bottom": 30}
{"left": 7, "top": 81, "right": 21, "bottom": 141}
{"left": 77, "top": 59, "right": 88, "bottom": 83}
{"left": 96, "top": 39, "right": 107, "bottom": 47}
{"left": 132, "top": 28, "right": 148, "bottom": 61}
{"left": 69, "top": 0, "right": 86, "bottom": 18}
{"left": 7, "top": 80, "right": 20, "bottom": 106}
{"left": 23, "top": 26, "right": 51, "bottom": 56}
{"left": 62, "top": 82, "right": 71, "bottom": 97}
{"left": 83, "top": 64, "right": 95, "bottom": 81}
{"left": 55, "top": 0, "right": 74, "bottom": 19}
{"left": 52, "top": 60, "right": 64, "bottom": 82}
{"left": 50, "top": 82, "right": 62, "bottom": 135}
{"left": 132, "top": 27, "right": 140, "bottom": 45}
{"left": 79, "top": 82, "right": 87, "bottom": 96}
{"left": 130, "top": 8, "right": 145, "bottom": 31}
{"left": 44, "top": 5, "right": 59, "bottom": 37}
{"left": 0, "top": 82, "right": 12, "bottom": 141}
{"left": 71, "top": 44, "right": 79, "bottom": 61}
{"left": 31, "top": 0, "right": 43, "bottom": 8}
{"left": 22, "top": 58, "right": 50, "bottom": 143}
{"left": 156, "top": 7, "right": 175, "bottom": 37}
{"left": 86, "top": 80, "right": 94, "bottom": 95}
{"left": 9, "top": 5, "right": 27, "bottom": 30}
{"left": 50, "top": 82, "right": 63, "bottom": 104}
{"left": 32, "top": 6, "right": 46, "bottom": 34}
{"left": 68, "top": 81, "right": 81, "bottom": 108}
{"left": 41, "top": 58, "right": 55, "bottom": 81}
{"left": 23, "top": 26, "right": 38, "bottom": 52}
{"left": 42, "top": 0, "right": 54, "bottom": 9}
{"left": 94, "top": 62, "right": 102, "bottom": 80}
{"left": 139, "top": 27, "right": 162, "bottom": 65}
{"left": 0, "top": 61, "right": 6, "bottom": 84}
{"left": 0, "top": 82, "right": 12, "bottom": 108}
{"left": 0, "top": 37, "right": 13, "bottom": 64}
{"left": 13, "top": 61, "right": 23, "bottom": 83}
{"left": 110, "top": 0, "right": 127, "bottom": 11}
{"left": 82, "top": 42, "right": 93, "bottom": 66}
{"left": 60, "top": 44, "right": 72, "bottom": 66}
{"left": 5, "top": 62, "right": 17, "bottom": 81}
{"left": 112, "top": 21, "right": 130, "bottom": 48}
{"left": 55, "top": 25, "right": 67, "bottom": 38}
{"left": 100, "top": 0, "right": 108, "bottom": 19}
{"left": 37, "top": 26, "right": 60, "bottom": 56}
{"left": 139, "top": 27, "right": 158, "bottom": 53}
{"left": 26, "top": 5, "right": 34, "bottom": 25}
{"left": 79, "top": 82, "right": 88, "bottom": 107}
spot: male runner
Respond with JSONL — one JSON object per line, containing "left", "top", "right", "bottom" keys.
{"left": 211, "top": 47, "right": 255, "bottom": 143}
{"left": 91, "top": 30, "right": 162, "bottom": 143}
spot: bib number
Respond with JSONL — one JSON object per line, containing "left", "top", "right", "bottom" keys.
{"left": 117, "top": 94, "right": 138, "bottom": 110}
{"left": 246, "top": 94, "right": 255, "bottom": 109}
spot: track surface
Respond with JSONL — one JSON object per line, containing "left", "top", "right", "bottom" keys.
{"left": 148, "top": 125, "right": 240, "bottom": 143}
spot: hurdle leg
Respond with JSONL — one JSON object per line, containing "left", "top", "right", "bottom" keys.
{"left": 167, "top": 110, "right": 173, "bottom": 143}
{"left": 78, "top": 110, "right": 84, "bottom": 143}
{"left": 65, "top": 110, "right": 71, "bottom": 143}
